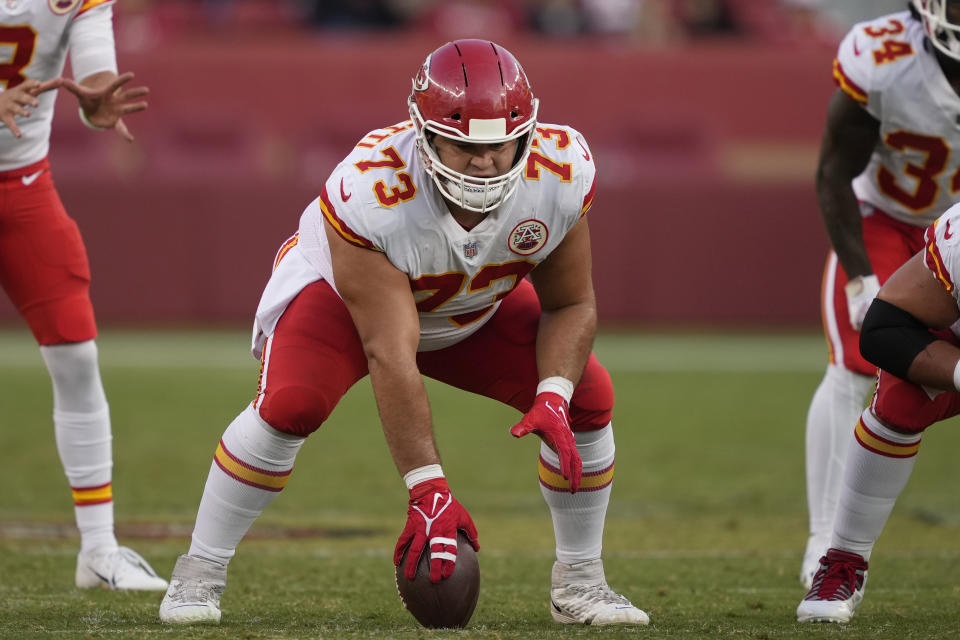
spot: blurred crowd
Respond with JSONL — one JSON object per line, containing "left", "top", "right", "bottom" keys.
{"left": 117, "top": 0, "right": 913, "bottom": 48}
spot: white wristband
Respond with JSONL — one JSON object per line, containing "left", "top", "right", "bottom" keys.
{"left": 403, "top": 464, "right": 444, "bottom": 490}
{"left": 952, "top": 359, "right": 960, "bottom": 392}
{"left": 537, "top": 376, "right": 574, "bottom": 403}
{"left": 78, "top": 107, "right": 106, "bottom": 131}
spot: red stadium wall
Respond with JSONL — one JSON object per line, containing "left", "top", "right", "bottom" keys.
{"left": 0, "top": 34, "right": 836, "bottom": 330}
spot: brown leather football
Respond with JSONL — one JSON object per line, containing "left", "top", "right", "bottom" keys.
{"left": 395, "top": 532, "right": 480, "bottom": 628}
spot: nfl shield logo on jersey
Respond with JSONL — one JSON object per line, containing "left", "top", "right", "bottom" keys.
{"left": 463, "top": 241, "right": 478, "bottom": 258}
{"left": 508, "top": 219, "right": 548, "bottom": 255}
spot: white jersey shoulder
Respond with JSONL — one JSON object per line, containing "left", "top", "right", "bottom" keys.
{"left": 835, "top": 11, "right": 960, "bottom": 227}
{"left": 0, "top": 0, "right": 116, "bottom": 171}
{"left": 923, "top": 203, "right": 960, "bottom": 304}
{"left": 296, "top": 120, "right": 596, "bottom": 351}
{"left": 835, "top": 11, "right": 922, "bottom": 116}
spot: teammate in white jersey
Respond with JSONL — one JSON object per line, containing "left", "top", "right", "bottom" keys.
{"left": 160, "top": 39, "right": 648, "bottom": 627}
{"left": 801, "top": 0, "right": 960, "bottom": 589}
{"left": 798, "top": 198, "right": 960, "bottom": 623}
{"left": 0, "top": 0, "right": 164, "bottom": 590}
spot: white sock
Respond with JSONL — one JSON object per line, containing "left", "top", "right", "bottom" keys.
{"left": 832, "top": 409, "right": 921, "bottom": 560}
{"left": 539, "top": 423, "right": 615, "bottom": 565}
{"left": 189, "top": 406, "right": 305, "bottom": 565}
{"left": 40, "top": 340, "right": 117, "bottom": 553}
{"left": 805, "top": 364, "right": 875, "bottom": 541}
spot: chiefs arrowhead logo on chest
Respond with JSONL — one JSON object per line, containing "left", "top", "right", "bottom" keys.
{"left": 508, "top": 219, "right": 548, "bottom": 255}
{"left": 49, "top": 0, "right": 80, "bottom": 15}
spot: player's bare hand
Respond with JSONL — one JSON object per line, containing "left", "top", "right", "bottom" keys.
{"left": 0, "top": 78, "right": 63, "bottom": 138}
{"left": 62, "top": 71, "right": 148, "bottom": 142}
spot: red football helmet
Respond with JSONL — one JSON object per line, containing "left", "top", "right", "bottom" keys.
{"left": 409, "top": 39, "right": 539, "bottom": 213}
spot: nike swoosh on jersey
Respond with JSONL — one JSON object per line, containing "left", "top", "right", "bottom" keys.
{"left": 853, "top": 37, "right": 862, "bottom": 56}
{"left": 340, "top": 177, "right": 351, "bottom": 202}
{"left": 946, "top": 219, "right": 954, "bottom": 240}
{"left": 21, "top": 170, "right": 44, "bottom": 186}
{"left": 576, "top": 138, "right": 591, "bottom": 161}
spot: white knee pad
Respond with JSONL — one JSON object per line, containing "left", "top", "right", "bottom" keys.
{"left": 40, "top": 340, "right": 107, "bottom": 413}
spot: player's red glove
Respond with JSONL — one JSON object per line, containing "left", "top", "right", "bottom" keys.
{"left": 510, "top": 392, "right": 582, "bottom": 493}
{"left": 393, "top": 477, "right": 479, "bottom": 583}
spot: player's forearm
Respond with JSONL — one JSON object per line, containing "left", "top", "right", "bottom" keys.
{"left": 815, "top": 89, "right": 877, "bottom": 281}
{"left": 368, "top": 357, "right": 441, "bottom": 476}
{"left": 906, "top": 341, "right": 960, "bottom": 392}
{"left": 816, "top": 178, "right": 872, "bottom": 279}
{"left": 535, "top": 301, "right": 596, "bottom": 384}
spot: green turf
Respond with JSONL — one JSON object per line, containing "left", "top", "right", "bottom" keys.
{"left": 1, "top": 329, "right": 959, "bottom": 639}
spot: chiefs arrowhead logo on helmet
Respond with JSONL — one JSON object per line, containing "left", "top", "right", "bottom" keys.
{"left": 413, "top": 56, "right": 431, "bottom": 92}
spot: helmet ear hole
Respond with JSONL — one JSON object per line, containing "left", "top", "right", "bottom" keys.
{"left": 451, "top": 113, "right": 462, "bottom": 121}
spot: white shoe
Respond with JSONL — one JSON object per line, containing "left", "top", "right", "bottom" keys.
{"left": 549, "top": 559, "right": 650, "bottom": 625}
{"left": 800, "top": 533, "right": 829, "bottom": 590}
{"left": 159, "top": 554, "right": 226, "bottom": 625}
{"left": 797, "top": 548, "right": 868, "bottom": 623}
{"left": 76, "top": 546, "right": 169, "bottom": 591}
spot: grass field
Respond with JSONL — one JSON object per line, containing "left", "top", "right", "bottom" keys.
{"left": 1, "top": 328, "right": 959, "bottom": 639}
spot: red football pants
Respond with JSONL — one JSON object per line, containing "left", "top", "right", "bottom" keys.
{"left": 822, "top": 208, "right": 925, "bottom": 375}
{"left": 0, "top": 159, "right": 96, "bottom": 345}
{"left": 870, "top": 330, "right": 960, "bottom": 434}
{"left": 254, "top": 278, "right": 614, "bottom": 437}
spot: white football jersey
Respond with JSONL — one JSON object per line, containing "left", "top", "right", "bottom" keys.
{"left": 0, "top": 0, "right": 117, "bottom": 171}
{"left": 834, "top": 10, "right": 960, "bottom": 227}
{"left": 923, "top": 202, "right": 960, "bottom": 306}
{"left": 253, "top": 121, "right": 596, "bottom": 355}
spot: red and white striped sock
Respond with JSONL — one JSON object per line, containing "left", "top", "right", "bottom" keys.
{"left": 189, "top": 406, "right": 304, "bottom": 565}
{"left": 41, "top": 341, "right": 117, "bottom": 554}
{"left": 539, "top": 423, "right": 615, "bottom": 565}
{"left": 832, "top": 409, "right": 921, "bottom": 560}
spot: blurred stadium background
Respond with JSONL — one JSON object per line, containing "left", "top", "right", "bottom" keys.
{"left": 0, "top": 0, "right": 909, "bottom": 331}
{"left": 7, "top": 2, "right": 960, "bottom": 637}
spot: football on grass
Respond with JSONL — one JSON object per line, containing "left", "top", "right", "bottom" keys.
{"left": 395, "top": 532, "right": 480, "bottom": 628}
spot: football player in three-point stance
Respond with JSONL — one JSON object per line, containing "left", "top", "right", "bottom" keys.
{"left": 0, "top": 0, "right": 164, "bottom": 590}
{"left": 800, "top": 0, "right": 960, "bottom": 592}
{"left": 159, "top": 39, "right": 648, "bottom": 626}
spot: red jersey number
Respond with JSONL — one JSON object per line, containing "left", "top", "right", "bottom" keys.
{"left": 877, "top": 131, "right": 960, "bottom": 213}
{"left": 0, "top": 26, "right": 38, "bottom": 89}
{"left": 411, "top": 260, "right": 535, "bottom": 327}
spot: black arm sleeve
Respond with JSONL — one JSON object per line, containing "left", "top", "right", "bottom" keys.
{"left": 859, "top": 298, "right": 937, "bottom": 380}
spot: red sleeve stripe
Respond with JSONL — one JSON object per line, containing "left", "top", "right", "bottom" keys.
{"left": 854, "top": 419, "right": 920, "bottom": 458}
{"left": 273, "top": 233, "right": 299, "bottom": 270}
{"left": 76, "top": 0, "right": 113, "bottom": 18}
{"left": 537, "top": 455, "right": 614, "bottom": 492}
{"left": 318, "top": 187, "right": 377, "bottom": 250}
{"left": 580, "top": 176, "right": 597, "bottom": 218}
{"left": 832, "top": 59, "right": 867, "bottom": 104}
{"left": 924, "top": 221, "right": 955, "bottom": 293}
